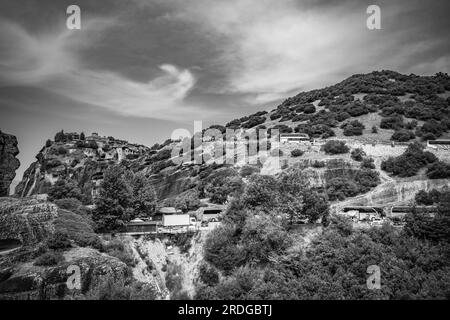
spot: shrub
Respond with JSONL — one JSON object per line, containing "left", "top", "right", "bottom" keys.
{"left": 55, "top": 209, "right": 101, "bottom": 249}
{"left": 165, "top": 262, "right": 184, "bottom": 294}
{"left": 380, "top": 116, "right": 404, "bottom": 130}
{"left": 199, "top": 263, "right": 220, "bottom": 286}
{"left": 47, "top": 231, "right": 71, "bottom": 250}
{"left": 303, "top": 104, "right": 316, "bottom": 114}
{"left": 240, "top": 165, "right": 260, "bottom": 178}
{"left": 104, "top": 239, "right": 137, "bottom": 267}
{"left": 34, "top": 251, "right": 64, "bottom": 266}
{"left": 341, "top": 120, "right": 365, "bottom": 136}
{"left": 326, "top": 177, "right": 359, "bottom": 201}
{"left": 381, "top": 142, "right": 438, "bottom": 177}
{"left": 415, "top": 189, "right": 442, "bottom": 205}
{"left": 426, "top": 161, "right": 450, "bottom": 179}
{"left": 241, "top": 116, "right": 266, "bottom": 128}
{"left": 351, "top": 148, "right": 366, "bottom": 162}
{"left": 361, "top": 157, "right": 376, "bottom": 169}
{"left": 57, "top": 146, "right": 67, "bottom": 155}
{"left": 290, "top": 149, "right": 304, "bottom": 157}
{"left": 312, "top": 160, "right": 326, "bottom": 168}
{"left": 270, "top": 148, "right": 283, "bottom": 157}
{"left": 391, "top": 130, "right": 415, "bottom": 142}
{"left": 421, "top": 133, "right": 437, "bottom": 141}
{"left": 371, "top": 126, "right": 378, "bottom": 133}
{"left": 322, "top": 141, "right": 349, "bottom": 154}
{"left": 48, "top": 179, "right": 84, "bottom": 202}
{"left": 86, "top": 276, "right": 157, "bottom": 300}
{"left": 271, "top": 124, "right": 293, "bottom": 134}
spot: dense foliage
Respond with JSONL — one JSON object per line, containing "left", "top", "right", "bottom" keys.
{"left": 197, "top": 191, "right": 450, "bottom": 299}
{"left": 381, "top": 142, "right": 438, "bottom": 177}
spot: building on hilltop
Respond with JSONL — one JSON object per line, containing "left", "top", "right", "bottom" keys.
{"left": 280, "top": 133, "right": 310, "bottom": 143}
{"left": 427, "top": 139, "right": 450, "bottom": 150}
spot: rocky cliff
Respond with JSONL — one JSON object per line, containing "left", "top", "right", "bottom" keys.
{"left": 0, "top": 130, "right": 20, "bottom": 197}
{"left": 15, "top": 132, "right": 149, "bottom": 201}
{"left": 0, "top": 197, "right": 154, "bottom": 300}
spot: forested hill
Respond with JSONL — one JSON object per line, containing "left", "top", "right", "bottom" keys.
{"left": 222, "top": 70, "right": 450, "bottom": 142}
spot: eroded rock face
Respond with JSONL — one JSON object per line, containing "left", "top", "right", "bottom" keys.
{"left": 0, "top": 198, "right": 58, "bottom": 246}
{"left": 0, "top": 197, "right": 131, "bottom": 300}
{"left": 0, "top": 248, "right": 128, "bottom": 300}
{"left": 0, "top": 130, "right": 20, "bottom": 196}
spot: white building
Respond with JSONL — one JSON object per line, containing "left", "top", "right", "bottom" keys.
{"left": 280, "top": 133, "right": 310, "bottom": 143}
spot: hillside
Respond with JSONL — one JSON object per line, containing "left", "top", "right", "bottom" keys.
{"left": 14, "top": 71, "right": 450, "bottom": 209}
{"left": 2, "top": 70, "right": 450, "bottom": 300}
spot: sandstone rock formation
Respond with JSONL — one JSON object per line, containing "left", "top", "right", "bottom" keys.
{"left": 0, "top": 130, "right": 20, "bottom": 196}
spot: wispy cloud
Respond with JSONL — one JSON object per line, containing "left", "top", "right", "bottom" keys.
{"left": 167, "top": 0, "right": 450, "bottom": 103}
{"left": 0, "top": 18, "right": 210, "bottom": 121}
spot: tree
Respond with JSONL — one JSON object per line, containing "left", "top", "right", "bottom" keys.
{"left": 391, "top": 129, "right": 415, "bottom": 142}
{"left": 322, "top": 140, "right": 349, "bottom": 154}
{"left": 206, "top": 175, "right": 243, "bottom": 204}
{"left": 48, "top": 179, "right": 83, "bottom": 202}
{"left": 242, "top": 175, "right": 279, "bottom": 210}
{"left": 127, "top": 172, "right": 157, "bottom": 217}
{"left": 45, "top": 139, "right": 52, "bottom": 148}
{"left": 54, "top": 130, "right": 65, "bottom": 143}
{"left": 426, "top": 161, "right": 450, "bottom": 179}
{"left": 80, "top": 132, "right": 86, "bottom": 140}
{"left": 94, "top": 165, "right": 132, "bottom": 232}
{"left": 381, "top": 142, "right": 438, "bottom": 177}
{"left": 291, "top": 149, "right": 304, "bottom": 157}
{"left": 341, "top": 120, "right": 365, "bottom": 136}
{"left": 351, "top": 148, "right": 366, "bottom": 161}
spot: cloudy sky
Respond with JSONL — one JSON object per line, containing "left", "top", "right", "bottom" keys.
{"left": 0, "top": 0, "right": 449, "bottom": 181}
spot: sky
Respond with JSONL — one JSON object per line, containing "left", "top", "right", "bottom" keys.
{"left": 0, "top": 0, "right": 449, "bottom": 182}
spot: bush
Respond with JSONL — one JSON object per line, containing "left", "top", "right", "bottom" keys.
{"left": 270, "top": 148, "right": 283, "bottom": 157}
{"left": 240, "top": 165, "right": 260, "bottom": 178}
{"left": 341, "top": 120, "right": 365, "bottom": 136}
{"left": 48, "top": 179, "right": 84, "bottom": 202}
{"left": 361, "top": 157, "right": 376, "bottom": 169}
{"left": 47, "top": 231, "right": 71, "bottom": 250}
{"left": 381, "top": 142, "right": 438, "bottom": 177}
{"left": 303, "top": 104, "right": 316, "bottom": 114}
{"left": 426, "top": 161, "right": 450, "bottom": 179}
{"left": 57, "top": 146, "right": 67, "bottom": 155}
{"left": 165, "top": 262, "right": 184, "bottom": 295}
{"left": 351, "top": 148, "right": 366, "bottom": 162}
{"left": 312, "top": 160, "right": 326, "bottom": 168}
{"left": 104, "top": 239, "right": 137, "bottom": 267}
{"left": 34, "top": 251, "right": 64, "bottom": 266}
{"left": 322, "top": 141, "right": 349, "bottom": 154}
{"left": 391, "top": 130, "right": 415, "bottom": 142}
{"left": 380, "top": 116, "right": 404, "bottom": 130}
{"left": 371, "top": 126, "right": 378, "bottom": 133}
{"left": 290, "top": 149, "right": 304, "bottom": 157}
{"left": 199, "top": 263, "right": 220, "bottom": 286}
{"left": 415, "top": 190, "right": 442, "bottom": 205}
{"left": 86, "top": 276, "right": 157, "bottom": 300}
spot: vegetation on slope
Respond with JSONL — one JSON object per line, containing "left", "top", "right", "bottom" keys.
{"left": 197, "top": 189, "right": 450, "bottom": 299}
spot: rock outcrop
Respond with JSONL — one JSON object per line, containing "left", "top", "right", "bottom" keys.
{"left": 0, "top": 130, "right": 20, "bottom": 196}
{"left": 0, "top": 197, "right": 132, "bottom": 300}
{"left": 0, "top": 247, "right": 128, "bottom": 300}
{"left": 0, "top": 198, "right": 58, "bottom": 246}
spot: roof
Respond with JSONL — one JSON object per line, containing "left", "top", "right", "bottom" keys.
{"left": 428, "top": 140, "right": 450, "bottom": 145}
{"left": 280, "top": 133, "right": 309, "bottom": 137}
{"left": 158, "top": 207, "right": 179, "bottom": 214}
